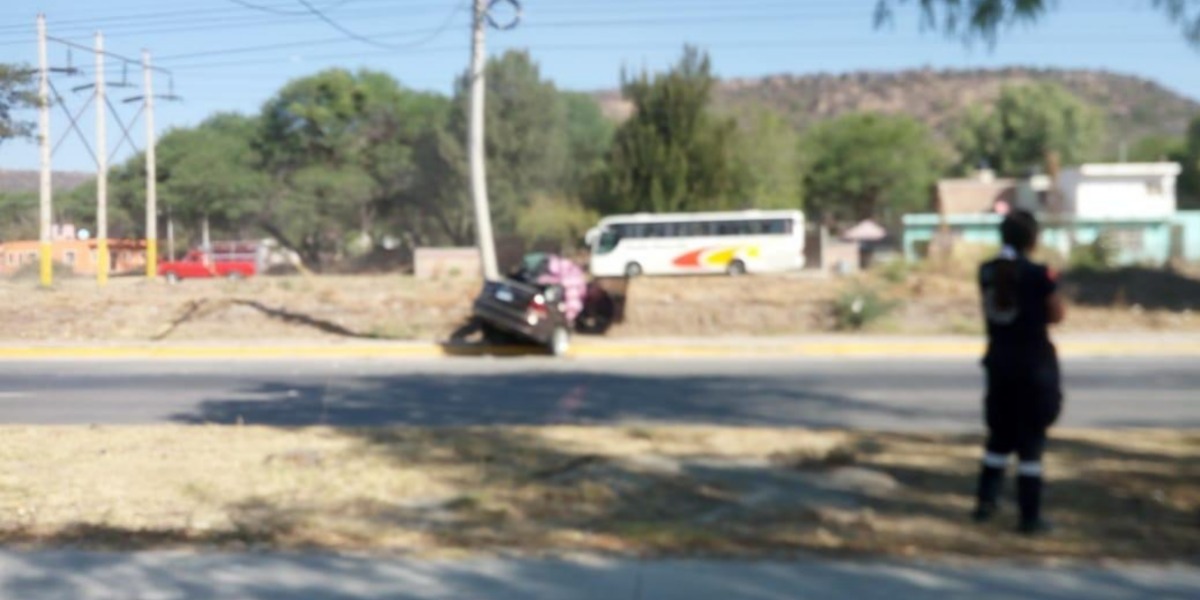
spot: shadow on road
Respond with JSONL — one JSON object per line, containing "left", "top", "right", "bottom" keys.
{"left": 167, "top": 372, "right": 960, "bottom": 428}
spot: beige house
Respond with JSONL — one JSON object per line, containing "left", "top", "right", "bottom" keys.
{"left": 936, "top": 170, "right": 1018, "bottom": 215}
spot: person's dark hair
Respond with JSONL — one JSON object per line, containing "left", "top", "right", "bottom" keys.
{"left": 1000, "top": 210, "right": 1039, "bottom": 253}
{"left": 992, "top": 210, "right": 1039, "bottom": 313}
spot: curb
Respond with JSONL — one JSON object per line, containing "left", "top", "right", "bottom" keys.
{"left": 0, "top": 341, "right": 1198, "bottom": 360}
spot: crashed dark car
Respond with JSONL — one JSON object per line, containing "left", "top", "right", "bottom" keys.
{"left": 470, "top": 254, "right": 587, "bottom": 356}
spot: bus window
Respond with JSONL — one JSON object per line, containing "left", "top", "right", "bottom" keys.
{"left": 596, "top": 230, "right": 621, "bottom": 254}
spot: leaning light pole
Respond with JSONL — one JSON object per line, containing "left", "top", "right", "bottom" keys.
{"left": 466, "top": 0, "right": 520, "bottom": 282}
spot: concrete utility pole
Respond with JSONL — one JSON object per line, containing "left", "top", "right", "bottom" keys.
{"left": 468, "top": 0, "right": 499, "bottom": 281}
{"left": 142, "top": 49, "right": 158, "bottom": 279}
{"left": 36, "top": 14, "right": 53, "bottom": 288}
{"left": 95, "top": 31, "right": 109, "bottom": 286}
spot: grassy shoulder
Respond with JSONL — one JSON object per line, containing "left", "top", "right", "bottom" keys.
{"left": 1, "top": 425, "right": 1195, "bottom": 561}
{"left": 3, "top": 264, "right": 1200, "bottom": 343}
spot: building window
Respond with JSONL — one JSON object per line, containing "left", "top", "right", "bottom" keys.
{"left": 1146, "top": 181, "right": 1164, "bottom": 196}
{"left": 64, "top": 251, "right": 76, "bottom": 265}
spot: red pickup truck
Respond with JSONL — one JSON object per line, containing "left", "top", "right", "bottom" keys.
{"left": 158, "top": 246, "right": 258, "bottom": 283}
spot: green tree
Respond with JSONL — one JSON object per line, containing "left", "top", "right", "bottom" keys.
{"left": 1129, "top": 133, "right": 1186, "bottom": 162}
{"left": 593, "top": 46, "right": 741, "bottom": 215}
{"left": 955, "top": 83, "right": 1104, "bottom": 176}
{"left": 874, "top": 1, "right": 1200, "bottom": 47}
{"left": 733, "top": 109, "right": 803, "bottom": 210}
{"left": 0, "top": 190, "right": 37, "bottom": 240}
{"left": 1181, "top": 116, "right": 1200, "bottom": 207}
{"left": 559, "top": 92, "right": 614, "bottom": 194}
{"left": 0, "top": 64, "right": 35, "bottom": 146}
{"left": 448, "top": 50, "right": 570, "bottom": 233}
{"left": 257, "top": 68, "right": 446, "bottom": 268}
{"left": 801, "top": 113, "right": 943, "bottom": 222}
{"left": 157, "top": 113, "right": 267, "bottom": 240}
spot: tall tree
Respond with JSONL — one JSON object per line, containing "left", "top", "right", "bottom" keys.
{"left": 801, "top": 113, "right": 943, "bottom": 222}
{"left": 559, "top": 92, "right": 614, "bottom": 195}
{"left": 733, "top": 109, "right": 803, "bottom": 210}
{"left": 257, "top": 68, "right": 445, "bottom": 268}
{"left": 1181, "top": 116, "right": 1200, "bottom": 207}
{"left": 0, "top": 64, "right": 35, "bottom": 147}
{"left": 448, "top": 50, "right": 569, "bottom": 233}
{"left": 955, "top": 83, "right": 1104, "bottom": 176}
{"left": 874, "top": 1, "right": 1200, "bottom": 47}
{"left": 593, "top": 46, "right": 741, "bottom": 215}
{"left": 157, "top": 113, "right": 267, "bottom": 240}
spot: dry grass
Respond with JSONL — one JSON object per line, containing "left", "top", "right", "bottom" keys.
{"left": 1, "top": 425, "right": 1195, "bottom": 561}
{"left": 2, "top": 268, "right": 1198, "bottom": 342}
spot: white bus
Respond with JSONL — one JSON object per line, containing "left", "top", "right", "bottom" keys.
{"left": 585, "top": 210, "right": 806, "bottom": 277}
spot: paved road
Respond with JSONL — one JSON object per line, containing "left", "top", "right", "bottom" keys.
{"left": 0, "top": 357, "right": 1195, "bottom": 428}
{"left": 0, "top": 551, "right": 1196, "bottom": 600}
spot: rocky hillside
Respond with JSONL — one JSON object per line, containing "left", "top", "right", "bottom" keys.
{"left": 0, "top": 170, "right": 91, "bottom": 194}
{"left": 596, "top": 67, "right": 1200, "bottom": 157}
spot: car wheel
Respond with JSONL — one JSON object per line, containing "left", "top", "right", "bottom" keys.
{"left": 727, "top": 260, "right": 747, "bottom": 277}
{"left": 624, "top": 262, "right": 643, "bottom": 278}
{"left": 548, "top": 326, "right": 571, "bottom": 357}
{"left": 165, "top": 272, "right": 180, "bottom": 284}
{"left": 226, "top": 272, "right": 244, "bottom": 281}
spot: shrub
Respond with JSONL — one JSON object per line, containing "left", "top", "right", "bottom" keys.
{"left": 832, "top": 285, "right": 895, "bottom": 330}
{"left": 1068, "top": 232, "right": 1119, "bottom": 272}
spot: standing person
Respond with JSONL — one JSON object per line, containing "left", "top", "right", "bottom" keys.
{"left": 973, "top": 210, "right": 1066, "bottom": 534}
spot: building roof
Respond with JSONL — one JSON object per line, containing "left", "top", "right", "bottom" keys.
{"left": 1076, "top": 163, "right": 1183, "bottom": 177}
{"left": 936, "top": 175, "right": 1018, "bottom": 215}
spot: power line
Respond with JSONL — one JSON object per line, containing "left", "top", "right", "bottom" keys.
{"left": 229, "top": 0, "right": 352, "bottom": 17}
{"left": 291, "top": 0, "right": 435, "bottom": 50}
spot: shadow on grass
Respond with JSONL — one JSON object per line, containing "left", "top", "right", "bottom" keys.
{"left": 5, "top": 425, "right": 1195, "bottom": 562}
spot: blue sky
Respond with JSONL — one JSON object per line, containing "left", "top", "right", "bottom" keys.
{"left": 2, "top": 0, "right": 1198, "bottom": 172}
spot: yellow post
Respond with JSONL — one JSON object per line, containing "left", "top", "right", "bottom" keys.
{"left": 40, "top": 241, "right": 53, "bottom": 287}
{"left": 145, "top": 239, "right": 157, "bottom": 279}
{"left": 97, "top": 239, "right": 109, "bottom": 286}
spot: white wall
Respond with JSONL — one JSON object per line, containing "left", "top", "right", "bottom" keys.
{"left": 1061, "top": 171, "right": 1177, "bottom": 219}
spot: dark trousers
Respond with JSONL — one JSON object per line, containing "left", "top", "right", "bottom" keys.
{"left": 976, "top": 355, "right": 1061, "bottom": 524}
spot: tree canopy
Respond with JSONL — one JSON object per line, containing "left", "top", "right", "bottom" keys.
{"left": 874, "top": 0, "right": 1200, "bottom": 48}
{"left": 0, "top": 64, "right": 35, "bottom": 147}
{"left": 801, "top": 113, "right": 944, "bottom": 222}
{"left": 591, "top": 47, "right": 742, "bottom": 215}
{"left": 955, "top": 82, "right": 1104, "bottom": 176}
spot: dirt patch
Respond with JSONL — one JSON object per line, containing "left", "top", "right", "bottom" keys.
{"left": 1, "top": 425, "right": 1194, "bottom": 561}
{"left": 3, "top": 267, "right": 1199, "bottom": 342}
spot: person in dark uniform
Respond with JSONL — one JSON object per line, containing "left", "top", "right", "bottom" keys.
{"left": 973, "top": 209, "right": 1066, "bottom": 535}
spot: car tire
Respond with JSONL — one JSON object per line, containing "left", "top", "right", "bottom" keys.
{"left": 226, "top": 272, "right": 244, "bottom": 281}
{"left": 624, "top": 262, "right": 643, "bottom": 278}
{"left": 548, "top": 326, "right": 571, "bottom": 357}
{"left": 727, "top": 260, "right": 747, "bottom": 277}
{"left": 164, "top": 272, "right": 180, "bottom": 284}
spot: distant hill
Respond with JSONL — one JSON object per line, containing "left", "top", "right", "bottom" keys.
{"left": 0, "top": 170, "right": 92, "bottom": 195}
{"left": 594, "top": 67, "right": 1200, "bottom": 160}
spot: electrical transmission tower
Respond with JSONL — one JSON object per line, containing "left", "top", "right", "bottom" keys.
{"left": 33, "top": 13, "right": 179, "bottom": 287}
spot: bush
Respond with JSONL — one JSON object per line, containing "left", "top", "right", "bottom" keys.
{"left": 1068, "top": 233, "right": 1118, "bottom": 272}
{"left": 872, "top": 258, "right": 911, "bottom": 284}
{"left": 832, "top": 285, "right": 895, "bottom": 330}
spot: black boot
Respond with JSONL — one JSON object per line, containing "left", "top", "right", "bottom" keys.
{"left": 1017, "top": 474, "right": 1052, "bottom": 534}
{"left": 973, "top": 465, "right": 1005, "bottom": 522}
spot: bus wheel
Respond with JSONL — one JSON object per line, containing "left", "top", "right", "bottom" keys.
{"left": 727, "top": 260, "right": 747, "bottom": 276}
{"left": 624, "top": 262, "right": 643, "bottom": 278}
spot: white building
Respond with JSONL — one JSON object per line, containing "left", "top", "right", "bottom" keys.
{"left": 1018, "top": 163, "right": 1182, "bottom": 219}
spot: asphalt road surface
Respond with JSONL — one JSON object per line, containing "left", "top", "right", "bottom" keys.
{"left": 0, "top": 357, "right": 1195, "bottom": 429}
{"left": 2, "top": 551, "right": 1196, "bottom": 600}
